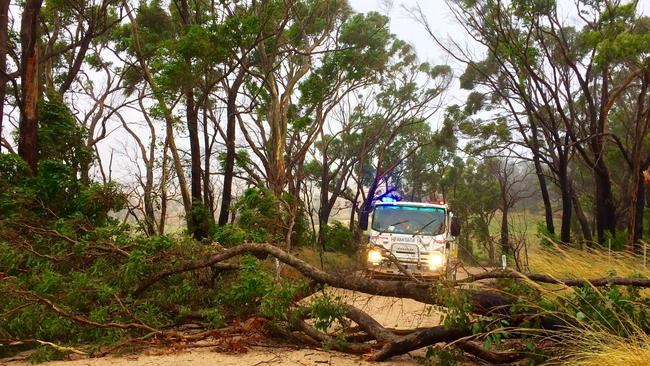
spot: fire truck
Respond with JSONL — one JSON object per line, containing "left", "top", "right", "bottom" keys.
{"left": 365, "top": 195, "right": 460, "bottom": 280}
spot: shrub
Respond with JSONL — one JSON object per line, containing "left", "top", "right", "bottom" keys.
{"left": 537, "top": 220, "right": 560, "bottom": 248}
{"left": 233, "top": 186, "right": 312, "bottom": 246}
{"left": 220, "top": 255, "right": 305, "bottom": 322}
{"left": 321, "top": 221, "right": 356, "bottom": 253}
{"left": 187, "top": 199, "right": 214, "bottom": 241}
{"left": 211, "top": 223, "right": 247, "bottom": 247}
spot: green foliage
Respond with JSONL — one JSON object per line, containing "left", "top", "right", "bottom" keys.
{"left": 603, "top": 230, "right": 627, "bottom": 251}
{"left": 537, "top": 220, "right": 560, "bottom": 248}
{"left": 307, "top": 291, "right": 346, "bottom": 332}
{"left": 320, "top": 221, "right": 356, "bottom": 253}
{"left": 559, "top": 283, "right": 650, "bottom": 335}
{"left": 233, "top": 187, "right": 312, "bottom": 246}
{"left": 235, "top": 187, "right": 281, "bottom": 242}
{"left": 211, "top": 224, "right": 248, "bottom": 247}
{"left": 38, "top": 95, "right": 93, "bottom": 177}
{"left": 187, "top": 200, "right": 214, "bottom": 241}
{"left": 0, "top": 154, "right": 30, "bottom": 188}
{"left": 221, "top": 255, "right": 275, "bottom": 315}
{"left": 200, "top": 308, "right": 226, "bottom": 329}
{"left": 432, "top": 284, "right": 472, "bottom": 329}
{"left": 221, "top": 255, "right": 305, "bottom": 322}
{"left": 27, "top": 346, "right": 67, "bottom": 363}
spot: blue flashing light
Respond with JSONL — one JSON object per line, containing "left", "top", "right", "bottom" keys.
{"left": 376, "top": 187, "right": 400, "bottom": 203}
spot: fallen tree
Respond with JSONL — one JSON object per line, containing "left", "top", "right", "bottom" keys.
{"left": 134, "top": 243, "right": 515, "bottom": 315}
{"left": 3, "top": 240, "right": 650, "bottom": 363}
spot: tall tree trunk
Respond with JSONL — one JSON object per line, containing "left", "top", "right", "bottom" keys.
{"left": 143, "top": 162, "right": 155, "bottom": 236}
{"left": 202, "top": 109, "right": 213, "bottom": 213}
{"left": 634, "top": 172, "right": 644, "bottom": 244}
{"left": 269, "top": 102, "right": 287, "bottom": 196}
{"left": 218, "top": 70, "right": 245, "bottom": 226}
{"left": 626, "top": 74, "right": 649, "bottom": 251}
{"left": 0, "top": 0, "right": 9, "bottom": 152}
{"left": 593, "top": 66, "right": 617, "bottom": 244}
{"left": 358, "top": 179, "right": 379, "bottom": 231}
{"left": 178, "top": 0, "right": 205, "bottom": 240}
{"left": 500, "top": 205, "right": 509, "bottom": 256}
{"left": 594, "top": 163, "right": 616, "bottom": 244}
{"left": 18, "top": 0, "right": 43, "bottom": 174}
{"left": 570, "top": 183, "right": 592, "bottom": 245}
{"left": 559, "top": 161, "right": 572, "bottom": 244}
{"left": 186, "top": 88, "right": 202, "bottom": 203}
{"left": 349, "top": 189, "right": 359, "bottom": 232}
{"left": 533, "top": 152, "right": 554, "bottom": 235}
{"left": 159, "top": 141, "right": 170, "bottom": 235}
{"left": 318, "top": 132, "right": 330, "bottom": 251}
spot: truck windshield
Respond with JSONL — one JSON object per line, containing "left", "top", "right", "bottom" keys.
{"left": 371, "top": 205, "right": 446, "bottom": 236}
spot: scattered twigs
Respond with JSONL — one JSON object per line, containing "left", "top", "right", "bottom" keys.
{"left": 12, "top": 288, "right": 158, "bottom": 333}
{"left": 0, "top": 339, "right": 87, "bottom": 355}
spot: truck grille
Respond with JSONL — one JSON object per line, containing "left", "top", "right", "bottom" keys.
{"left": 391, "top": 243, "right": 419, "bottom": 263}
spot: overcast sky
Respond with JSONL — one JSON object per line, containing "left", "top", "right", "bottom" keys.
{"left": 344, "top": 0, "right": 469, "bottom": 134}
{"left": 348, "top": 0, "right": 650, "bottom": 109}
{"left": 348, "top": 0, "right": 471, "bottom": 108}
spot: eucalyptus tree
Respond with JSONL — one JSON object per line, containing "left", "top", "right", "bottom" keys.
{"left": 416, "top": 0, "right": 650, "bottom": 245}
{"left": 353, "top": 59, "right": 452, "bottom": 231}
{"left": 439, "top": 157, "right": 500, "bottom": 262}
{"left": 294, "top": 11, "right": 400, "bottom": 247}
{"left": 17, "top": 0, "right": 44, "bottom": 174}
{"left": 116, "top": 0, "right": 238, "bottom": 239}
{"left": 238, "top": 0, "right": 352, "bottom": 197}
{"left": 7, "top": 0, "right": 121, "bottom": 173}
{"left": 397, "top": 115, "right": 457, "bottom": 201}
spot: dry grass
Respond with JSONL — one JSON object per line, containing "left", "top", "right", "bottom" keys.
{"left": 517, "top": 242, "right": 650, "bottom": 366}
{"left": 293, "top": 247, "right": 360, "bottom": 271}
{"left": 527, "top": 243, "right": 650, "bottom": 279}
{"left": 275, "top": 247, "right": 360, "bottom": 280}
{"left": 553, "top": 330, "right": 650, "bottom": 366}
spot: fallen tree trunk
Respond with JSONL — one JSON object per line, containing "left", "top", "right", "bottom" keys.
{"left": 462, "top": 269, "right": 650, "bottom": 288}
{"left": 134, "top": 243, "right": 514, "bottom": 315}
{"left": 369, "top": 325, "right": 473, "bottom": 361}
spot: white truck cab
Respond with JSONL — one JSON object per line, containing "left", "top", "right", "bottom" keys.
{"left": 366, "top": 200, "right": 460, "bottom": 280}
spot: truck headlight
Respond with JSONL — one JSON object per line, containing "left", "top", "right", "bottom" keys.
{"left": 367, "top": 249, "right": 383, "bottom": 265}
{"left": 427, "top": 251, "right": 444, "bottom": 269}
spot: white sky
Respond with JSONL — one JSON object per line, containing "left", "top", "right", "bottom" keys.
{"left": 349, "top": 0, "right": 650, "bottom": 109}
{"left": 348, "top": 0, "right": 474, "bottom": 108}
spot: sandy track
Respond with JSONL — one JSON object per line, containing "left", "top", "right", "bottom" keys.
{"left": 3, "top": 346, "right": 419, "bottom": 366}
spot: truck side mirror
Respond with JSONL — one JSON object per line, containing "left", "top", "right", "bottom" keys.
{"left": 450, "top": 216, "right": 460, "bottom": 237}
